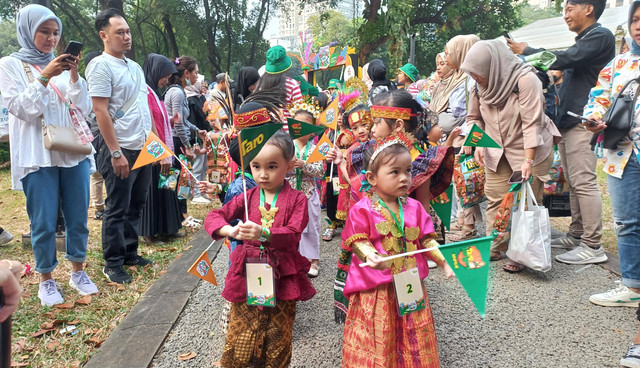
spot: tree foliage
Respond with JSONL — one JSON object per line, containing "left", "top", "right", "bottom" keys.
{"left": 0, "top": 0, "right": 277, "bottom": 79}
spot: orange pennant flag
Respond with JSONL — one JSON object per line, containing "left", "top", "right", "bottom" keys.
{"left": 318, "top": 97, "right": 339, "bottom": 130}
{"left": 306, "top": 132, "right": 334, "bottom": 164}
{"left": 131, "top": 131, "right": 174, "bottom": 170}
{"left": 188, "top": 250, "right": 217, "bottom": 285}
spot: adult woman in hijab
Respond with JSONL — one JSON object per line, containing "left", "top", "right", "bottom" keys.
{"left": 140, "top": 53, "right": 182, "bottom": 243}
{"left": 0, "top": 4, "right": 98, "bottom": 306}
{"left": 361, "top": 62, "right": 372, "bottom": 90}
{"left": 232, "top": 66, "right": 260, "bottom": 106}
{"left": 186, "top": 74, "right": 213, "bottom": 205}
{"left": 461, "top": 40, "right": 561, "bottom": 272}
{"left": 367, "top": 59, "right": 396, "bottom": 101}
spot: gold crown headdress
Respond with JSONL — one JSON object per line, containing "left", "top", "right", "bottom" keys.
{"left": 368, "top": 131, "right": 415, "bottom": 167}
{"left": 287, "top": 96, "right": 322, "bottom": 119}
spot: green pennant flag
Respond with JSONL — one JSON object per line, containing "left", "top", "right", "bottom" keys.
{"left": 287, "top": 118, "right": 327, "bottom": 140}
{"left": 463, "top": 124, "right": 502, "bottom": 149}
{"left": 439, "top": 235, "right": 494, "bottom": 318}
{"left": 239, "top": 124, "right": 284, "bottom": 166}
{"left": 430, "top": 184, "right": 453, "bottom": 230}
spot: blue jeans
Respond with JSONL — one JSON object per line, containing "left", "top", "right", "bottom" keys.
{"left": 21, "top": 159, "right": 91, "bottom": 273}
{"left": 607, "top": 154, "right": 640, "bottom": 289}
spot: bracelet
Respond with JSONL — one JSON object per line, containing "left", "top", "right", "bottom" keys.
{"left": 259, "top": 227, "right": 271, "bottom": 243}
{"left": 38, "top": 75, "right": 49, "bottom": 84}
{"left": 523, "top": 158, "right": 534, "bottom": 165}
{"left": 0, "top": 259, "right": 14, "bottom": 272}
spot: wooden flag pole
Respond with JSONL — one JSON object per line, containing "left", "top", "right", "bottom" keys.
{"left": 357, "top": 245, "right": 440, "bottom": 268}
{"left": 238, "top": 130, "right": 250, "bottom": 222}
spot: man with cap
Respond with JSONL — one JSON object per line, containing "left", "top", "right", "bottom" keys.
{"left": 326, "top": 79, "right": 341, "bottom": 97}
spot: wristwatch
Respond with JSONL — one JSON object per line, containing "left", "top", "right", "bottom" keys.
{"left": 111, "top": 149, "right": 122, "bottom": 159}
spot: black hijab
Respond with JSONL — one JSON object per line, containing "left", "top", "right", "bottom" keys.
{"left": 233, "top": 66, "right": 260, "bottom": 106}
{"left": 368, "top": 59, "right": 396, "bottom": 90}
{"left": 143, "top": 53, "right": 178, "bottom": 94}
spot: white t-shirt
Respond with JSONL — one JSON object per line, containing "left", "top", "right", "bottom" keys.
{"left": 86, "top": 52, "right": 151, "bottom": 150}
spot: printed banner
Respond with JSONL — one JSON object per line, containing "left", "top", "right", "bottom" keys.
{"left": 306, "top": 133, "right": 334, "bottom": 164}
{"left": 430, "top": 184, "right": 453, "bottom": 230}
{"left": 187, "top": 250, "right": 217, "bottom": 285}
{"left": 318, "top": 97, "right": 339, "bottom": 130}
{"left": 439, "top": 235, "right": 493, "bottom": 317}
{"left": 462, "top": 124, "right": 501, "bottom": 149}
{"left": 131, "top": 131, "right": 174, "bottom": 170}
{"left": 238, "top": 123, "right": 284, "bottom": 165}
{"left": 287, "top": 118, "right": 326, "bottom": 140}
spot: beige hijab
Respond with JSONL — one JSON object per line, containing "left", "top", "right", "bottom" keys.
{"left": 460, "top": 40, "right": 534, "bottom": 107}
{"left": 429, "top": 35, "right": 479, "bottom": 114}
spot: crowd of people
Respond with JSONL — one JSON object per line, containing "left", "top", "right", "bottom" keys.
{"left": 0, "top": 0, "right": 640, "bottom": 367}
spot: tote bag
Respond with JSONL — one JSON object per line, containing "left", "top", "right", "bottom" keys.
{"left": 506, "top": 181, "right": 552, "bottom": 272}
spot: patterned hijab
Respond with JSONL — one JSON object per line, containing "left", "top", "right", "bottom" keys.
{"left": 11, "top": 4, "right": 63, "bottom": 66}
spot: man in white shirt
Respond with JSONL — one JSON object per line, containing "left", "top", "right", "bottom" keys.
{"left": 86, "top": 8, "right": 153, "bottom": 284}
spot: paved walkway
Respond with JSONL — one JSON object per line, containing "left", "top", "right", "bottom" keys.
{"left": 148, "top": 221, "right": 638, "bottom": 368}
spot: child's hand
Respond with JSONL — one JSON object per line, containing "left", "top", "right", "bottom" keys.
{"left": 197, "top": 181, "right": 214, "bottom": 194}
{"left": 324, "top": 147, "right": 343, "bottom": 165}
{"left": 228, "top": 221, "right": 241, "bottom": 239}
{"left": 442, "top": 263, "right": 456, "bottom": 279}
{"left": 293, "top": 158, "right": 305, "bottom": 169}
{"left": 449, "top": 126, "right": 462, "bottom": 139}
{"left": 365, "top": 253, "right": 388, "bottom": 271}
{"left": 237, "top": 220, "right": 263, "bottom": 241}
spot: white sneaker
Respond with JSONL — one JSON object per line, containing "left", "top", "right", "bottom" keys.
{"left": 621, "top": 344, "right": 640, "bottom": 368}
{"left": 191, "top": 196, "right": 211, "bottom": 205}
{"left": 555, "top": 243, "right": 608, "bottom": 265}
{"left": 0, "top": 230, "right": 13, "bottom": 245}
{"left": 427, "top": 260, "right": 437, "bottom": 269}
{"left": 589, "top": 280, "right": 640, "bottom": 307}
{"left": 38, "top": 279, "right": 64, "bottom": 306}
{"left": 69, "top": 271, "right": 99, "bottom": 296}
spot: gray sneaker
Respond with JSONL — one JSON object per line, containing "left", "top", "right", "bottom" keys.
{"left": 555, "top": 243, "right": 608, "bottom": 265}
{"left": 550, "top": 234, "right": 581, "bottom": 249}
{"left": 621, "top": 344, "right": 640, "bottom": 368}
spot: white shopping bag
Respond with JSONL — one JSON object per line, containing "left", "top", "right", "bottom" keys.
{"left": 506, "top": 181, "right": 552, "bottom": 272}
{"left": 0, "top": 92, "right": 8, "bottom": 142}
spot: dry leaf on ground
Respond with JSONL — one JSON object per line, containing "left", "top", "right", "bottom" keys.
{"left": 159, "top": 270, "right": 167, "bottom": 276}
{"left": 178, "top": 351, "right": 197, "bottom": 361}
{"left": 84, "top": 337, "right": 103, "bottom": 347}
{"left": 116, "top": 284, "right": 125, "bottom": 291}
{"left": 30, "top": 328, "right": 55, "bottom": 338}
{"left": 11, "top": 362, "right": 29, "bottom": 367}
{"left": 45, "top": 341, "right": 60, "bottom": 350}
{"left": 53, "top": 303, "right": 74, "bottom": 309}
{"left": 76, "top": 295, "right": 92, "bottom": 305}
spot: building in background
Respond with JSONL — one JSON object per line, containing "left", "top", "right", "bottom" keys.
{"left": 271, "top": 0, "right": 362, "bottom": 50}
{"left": 527, "top": 0, "right": 633, "bottom": 9}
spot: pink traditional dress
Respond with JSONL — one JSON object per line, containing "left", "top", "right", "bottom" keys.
{"left": 340, "top": 193, "right": 445, "bottom": 368}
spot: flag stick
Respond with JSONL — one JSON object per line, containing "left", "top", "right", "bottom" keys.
{"left": 327, "top": 127, "right": 339, "bottom": 182}
{"left": 174, "top": 154, "right": 199, "bottom": 183}
{"left": 358, "top": 245, "right": 440, "bottom": 268}
{"left": 238, "top": 130, "right": 250, "bottom": 222}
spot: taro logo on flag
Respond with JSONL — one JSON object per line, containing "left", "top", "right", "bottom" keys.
{"left": 325, "top": 108, "right": 336, "bottom": 125}
{"left": 196, "top": 259, "right": 210, "bottom": 277}
{"left": 146, "top": 140, "right": 165, "bottom": 159}
{"left": 470, "top": 131, "right": 483, "bottom": 146}
{"left": 318, "top": 142, "right": 331, "bottom": 156}
{"left": 291, "top": 122, "right": 302, "bottom": 135}
{"left": 453, "top": 245, "right": 486, "bottom": 270}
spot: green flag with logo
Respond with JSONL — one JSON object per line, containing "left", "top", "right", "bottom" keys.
{"left": 439, "top": 235, "right": 494, "bottom": 317}
{"left": 430, "top": 184, "right": 453, "bottom": 230}
{"left": 238, "top": 124, "right": 284, "bottom": 166}
{"left": 463, "top": 124, "right": 501, "bottom": 149}
{"left": 287, "top": 118, "right": 326, "bottom": 140}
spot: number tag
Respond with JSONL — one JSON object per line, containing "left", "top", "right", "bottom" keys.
{"left": 245, "top": 261, "right": 276, "bottom": 307}
{"left": 209, "top": 170, "right": 221, "bottom": 183}
{"left": 392, "top": 267, "right": 426, "bottom": 316}
{"left": 332, "top": 177, "right": 340, "bottom": 195}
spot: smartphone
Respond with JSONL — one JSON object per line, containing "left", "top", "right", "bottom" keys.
{"left": 508, "top": 170, "right": 523, "bottom": 184}
{"left": 567, "top": 111, "right": 598, "bottom": 127}
{"left": 63, "top": 41, "right": 83, "bottom": 62}
{"left": 502, "top": 31, "right": 514, "bottom": 41}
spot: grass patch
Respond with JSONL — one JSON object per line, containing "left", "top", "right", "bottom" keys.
{"left": 0, "top": 168, "right": 216, "bottom": 367}
{"left": 549, "top": 159, "right": 616, "bottom": 254}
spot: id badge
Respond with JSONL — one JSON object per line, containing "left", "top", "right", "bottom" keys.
{"left": 392, "top": 267, "right": 426, "bottom": 316}
{"left": 210, "top": 170, "right": 221, "bottom": 183}
{"left": 245, "top": 259, "right": 276, "bottom": 307}
{"left": 332, "top": 177, "right": 340, "bottom": 195}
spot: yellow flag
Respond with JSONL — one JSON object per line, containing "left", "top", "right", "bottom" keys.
{"left": 187, "top": 250, "right": 217, "bottom": 285}
{"left": 131, "top": 131, "right": 174, "bottom": 170}
{"left": 318, "top": 97, "right": 339, "bottom": 130}
{"left": 306, "top": 133, "right": 334, "bottom": 164}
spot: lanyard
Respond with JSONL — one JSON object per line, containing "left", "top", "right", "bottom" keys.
{"left": 212, "top": 132, "right": 222, "bottom": 163}
{"left": 295, "top": 141, "right": 311, "bottom": 191}
{"left": 378, "top": 198, "right": 405, "bottom": 238}
{"left": 259, "top": 185, "right": 282, "bottom": 209}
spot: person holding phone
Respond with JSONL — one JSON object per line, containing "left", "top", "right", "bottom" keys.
{"left": 507, "top": 0, "right": 615, "bottom": 265}
{"left": 461, "top": 40, "right": 561, "bottom": 272}
{"left": 0, "top": 4, "right": 98, "bottom": 306}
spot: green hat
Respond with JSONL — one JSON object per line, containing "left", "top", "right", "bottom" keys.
{"left": 398, "top": 63, "right": 420, "bottom": 83}
{"left": 327, "top": 79, "right": 341, "bottom": 89}
{"left": 265, "top": 45, "right": 292, "bottom": 74}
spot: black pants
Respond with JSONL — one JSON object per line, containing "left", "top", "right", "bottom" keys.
{"left": 97, "top": 145, "right": 152, "bottom": 267}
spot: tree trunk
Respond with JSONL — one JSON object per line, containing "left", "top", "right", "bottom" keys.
{"left": 224, "top": 6, "right": 232, "bottom": 72}
{"left": 202, "top": 0, "right": 222, "bottom": 76}
{"left": 248, "top": 0, "right": 268, "bottom": 67}
{"left": 162, "top": 13, "right": 179, "bottom": 58}
{"left": 31, "top": 0, "right": 53, "bottom": 8}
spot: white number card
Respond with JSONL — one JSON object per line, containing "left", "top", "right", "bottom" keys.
{"left": 392, "top": 267, "right": 426, "bottom": 316}
{"left": 246, "top": 262, "right": 275, "bottom": 307}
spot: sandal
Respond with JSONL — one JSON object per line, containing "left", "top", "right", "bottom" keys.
{"left": 502, "top": 261, "right": 525, "bottom": 273}
{"left": 322, "top": 228, "right": 335, "bottom": 242}
{"left": 307, "top": 263, "right": 319, "bottom": 278}
{"left": 182, "top": 217, "right": 202, "bottom": 229}
{"left": 448, "top": 222, "right": 463, "bottom": 233}
{"left": 185, "top": 216, "right": 203, "bottom": 224}
{"left": 448, "top": 228, "right": 477, "bottom": 242}
{"left": 490, "top": 252, "right": 503, "bottom": 261}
